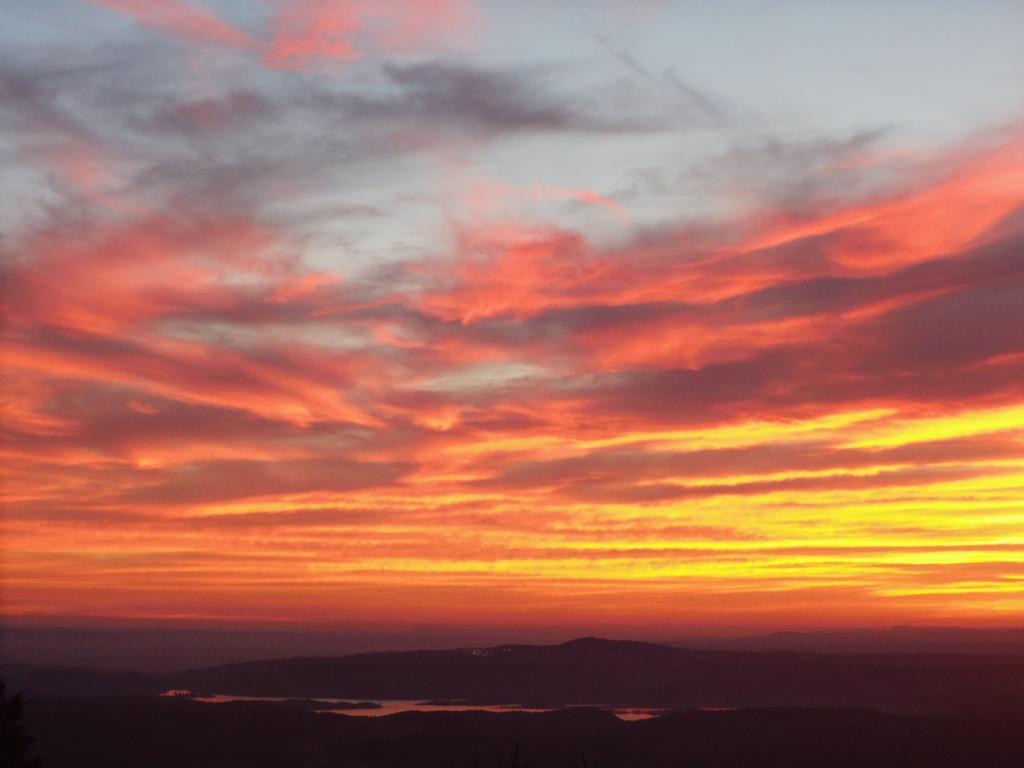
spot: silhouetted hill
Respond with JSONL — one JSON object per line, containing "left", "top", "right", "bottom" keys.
{"left": 0, "top": 664, "right": 161, "bottom": 697}
{"left": 23, "top": 695, "right": 1024, "bottom": 767}
{"left": 6, "top": 623, "right": 1021, "bottom": 671}
{"left": 165, "top": 637, "right": 1024, "bottom": 712}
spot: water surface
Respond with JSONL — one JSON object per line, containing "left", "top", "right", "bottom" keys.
{"left": 162, "top": 691, "right": 669, "bottom": 720}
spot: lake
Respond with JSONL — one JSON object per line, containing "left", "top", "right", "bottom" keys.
{"left": 161, "top": 691, "right": 671, "bottom": 720}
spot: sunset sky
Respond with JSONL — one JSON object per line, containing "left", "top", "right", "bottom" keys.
{"left": 2, "top": 0, "right": 1024, "bottom": 636}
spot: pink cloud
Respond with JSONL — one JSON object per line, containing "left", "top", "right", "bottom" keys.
{"left": 265, "top": 0, "right": 478, "bottom": 71}
{"left": 92, "top": 0, "right": 256, "bottom": 48}
{"left": 91, "top": 0, "right": 479, "bottom": 71}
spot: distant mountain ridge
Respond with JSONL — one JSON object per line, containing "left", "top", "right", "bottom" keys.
{"left": 6, "top": 636, "right": 1024, "bottom": 713}
{"left": 159, "top": 636, "right": 1024, "bottom": 712}
{"left": 5, "top": 623, "right": 1022, "bottom": 672}
{"left": 0, "top": 663, "right": 162, "bottom": 697}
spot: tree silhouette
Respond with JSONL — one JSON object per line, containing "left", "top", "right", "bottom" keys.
{"left": 492, "top": 742, "right": 535, "bottom": 768}
{"left": 0, "top": 679, "right": 43, "bottom": 767}
{"left": 569, "top": 749, "right": 598, "bottom": 768}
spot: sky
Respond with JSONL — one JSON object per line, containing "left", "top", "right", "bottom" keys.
{"left": 1, "top": 0, "right": 1024, "bottom": 638}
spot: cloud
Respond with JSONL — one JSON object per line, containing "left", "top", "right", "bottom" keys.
{"left": 91, "top": 0, "right": 256, "bottom": 48}
{"left": 265, "top": 0, "right": 478, "bottom": 71}
{"left": 4, "top": 6, "right": 1024, "bottom": 627}
{"left": 304, "top": 60, "right": 665, "bottom": 138}
{"left": 90, "top": 0, "right": 478, "bottom": 71}
{"left": 120, "top": 457, "right": 416, "bottom": 505}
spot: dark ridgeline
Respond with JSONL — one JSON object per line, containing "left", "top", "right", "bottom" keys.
{"left": 0, "top": 665, "right": 162, "bottom": 698}
{"left": 160, "top": 636, "right": 1024, "bottom": 712}
{"left": 7, "top": 625, "right": 1023, "bottom": 672}
{"left": 7, "top": 637, "right": 1024, "bottom": 767}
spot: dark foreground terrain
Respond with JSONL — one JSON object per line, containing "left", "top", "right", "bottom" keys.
{"left": 12, "top": 637, "right": 1024, "bottom": 711}
{"left": 6, "top": 637, "right": 1024, "bottom": 766}
{"left": 19, "top": 695, "right": 1024, "bottom": 768}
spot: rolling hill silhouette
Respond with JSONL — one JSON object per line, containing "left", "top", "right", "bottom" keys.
{"left": 157, "top": 636, "right": 1024, "bottom": 712}
{"left": 8, "top": 638, "right": 1024, "bottom": 767}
